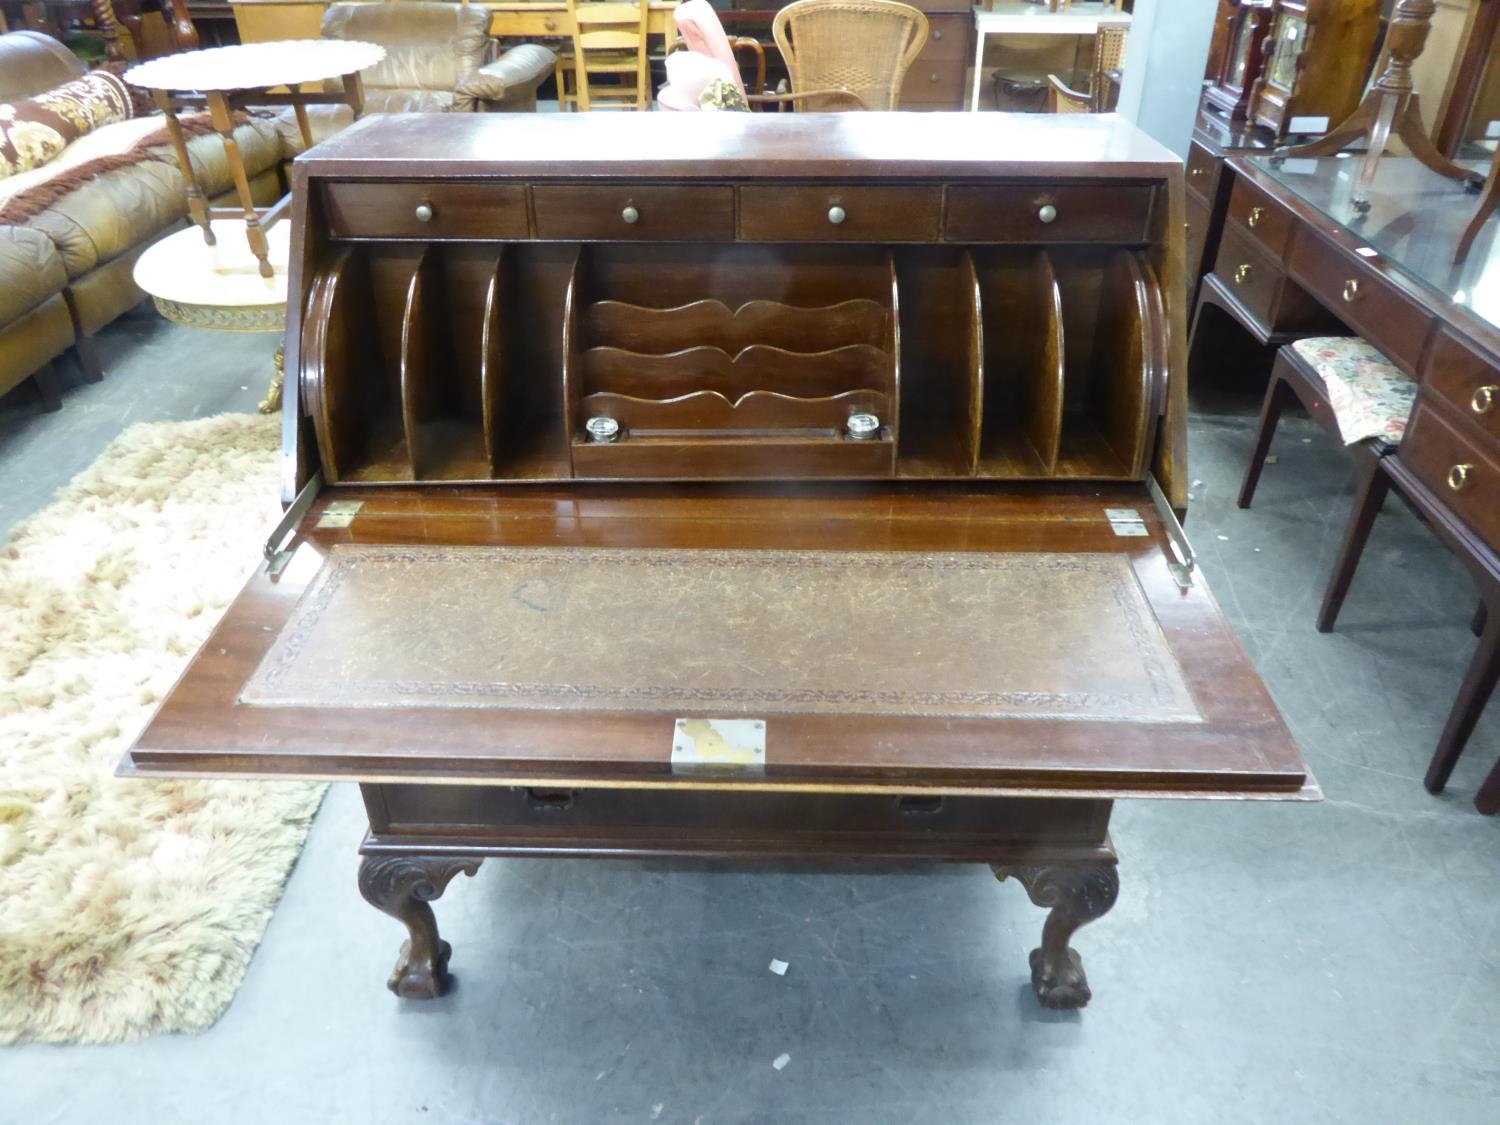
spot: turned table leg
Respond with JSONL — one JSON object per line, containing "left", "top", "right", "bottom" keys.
{"left": 358, "top": 854, "right": 481, "bottom": 998}
{"left": 206, "top": 90, "right": 274, "bottom": 279}
{"left": 152, "top": 89, "right": 214, "bottom": 246}
{"left": 992, "top": 861, "right": 1119, "bottom": 1009}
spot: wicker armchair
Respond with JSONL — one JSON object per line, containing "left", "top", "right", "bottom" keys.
{"left": 1045, "top": 24, "right": 1129, "bottom": 114}
{"left": 772, "top": 0, "right": 928, "bottom": 112}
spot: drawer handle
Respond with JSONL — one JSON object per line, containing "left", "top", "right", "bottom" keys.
{"left": 1247, "top": 206, "right": 1264, "bottom": 228}
{"left": 1448, "top": 463, "right": 1473, "bottom": 492}
{"left": 1473, "top": 385, "right": 1497, "bottom": 415}
{"left": 544, "top": 16, "right": 557, "bottom": 30}
{"left": 1190, "top": 166, "right": 1208, "bottom": 179}
{"left": 932, "top": 28, "right": 943, "bottom": 39}
{"left": 929, "top": 72, "right": 939, "bottom": 82}
{"left": 414, "top": 203, "right": 433, "bottom": 223}
{"left": 621, "top": 204, "right": 640, "bottom": 224}
{"left": 1038, "top": 204, "right": 1057, "bottom": 224}
{"left": 585, "top": 415, "right": 621, "bottom": 443}
{"left": 1234, "top": 262, "right": 1253, "bottom": 284}
{"left": 828, "top": 205, "right": 846, "bottom": 225}
{"left": 1342, "top": 278, "right": 1361, "bottom": 302}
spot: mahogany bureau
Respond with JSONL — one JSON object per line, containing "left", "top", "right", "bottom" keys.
{"left": 124, "top": 113, "right": 1316, "bottom": 1011}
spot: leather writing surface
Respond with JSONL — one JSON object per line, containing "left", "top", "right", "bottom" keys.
{"left": 241, "top": 545, "right": 1200, "bottom": 724}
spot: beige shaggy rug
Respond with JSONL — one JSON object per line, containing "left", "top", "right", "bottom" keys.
{"left": 0, "top": 413, "right": 325, "bottom": 1044}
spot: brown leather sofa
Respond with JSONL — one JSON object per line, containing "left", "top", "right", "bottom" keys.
{"left": 0, "top": 30, "right": 283, "bottom": 409}
{"left": 278, "top": 2, "right": 557, "bottom": 153}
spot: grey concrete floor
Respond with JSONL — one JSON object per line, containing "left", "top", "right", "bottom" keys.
{"left": 1, "top": 309, "right": 1497, "bottom": 1124}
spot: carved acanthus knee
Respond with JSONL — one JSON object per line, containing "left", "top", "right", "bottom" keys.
{"left": 992, "top": 861, "right": 1119, "bottom": 1009}
{"left": 358, "top": 854, "right": 481, "bottom": 999}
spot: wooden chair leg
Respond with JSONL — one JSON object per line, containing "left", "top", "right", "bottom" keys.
{"left": 1237, "top": 371, "right": 1296, "bottom": 509}
{"left": 1317, "top": 455, "right": 1391, "bottom": 633}
{"left": 1474, "top": 739, "right": 1500, "bottom": 814}
{"left": 1425, "top": 603, "right": 1499, "bottom": 797}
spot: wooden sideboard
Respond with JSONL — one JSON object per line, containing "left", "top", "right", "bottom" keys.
{"left": 1190, "top": 152, "right": 1500, "bottom": 811}
{"left": 124, "top": 112, "right": 1314, "bottom": 1013}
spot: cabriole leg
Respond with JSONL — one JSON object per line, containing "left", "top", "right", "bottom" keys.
{"left": 357, "top": 854, "right": 481, "bottom": 998}
{"left": 992, "top": 861, "right": 1119, "bottom": 1009}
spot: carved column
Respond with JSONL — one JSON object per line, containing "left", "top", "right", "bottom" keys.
{"left": 992, "top": 861, "right": 1119, "bottom": 1009}
{"left": 357, "top": 854, "right": 482, "bottom": 998}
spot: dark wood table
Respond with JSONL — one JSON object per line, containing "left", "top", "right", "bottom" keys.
{"left": 123, "top": 111, "right": 1316, "bottom": 1013}
{"left": 1191, "top": 151, "right": 1500, "bottom": 812}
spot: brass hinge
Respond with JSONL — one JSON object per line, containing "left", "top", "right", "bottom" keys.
{"left": 1148, "top": 474, "right": 1196, "bottom": 590}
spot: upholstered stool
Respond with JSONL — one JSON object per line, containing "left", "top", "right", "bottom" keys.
{"left": 1237, "top": 336, "right": 1417, "bottom": 509}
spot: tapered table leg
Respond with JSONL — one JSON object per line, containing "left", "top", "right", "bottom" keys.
{"left": 358, "top": 854, "right": 482, "bottom": 998}
{"left": 1426, "top": 607, "right": 1500, "bottom": 797}
{"left": 206, "top": 90, "right": 273, "bottom": 279}
{"left": 992, "top": 861, "right": 1119, "bottom": 1009}
{"left": 151, "top": 89, "right": 214, "bottom": 246}
{"left": 1317, "top": 457, "right": 1391, "bottom": 634}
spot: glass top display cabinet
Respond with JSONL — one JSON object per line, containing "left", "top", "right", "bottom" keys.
{"left": 1248, "top": 0, "right": 1382, "bottom": 139}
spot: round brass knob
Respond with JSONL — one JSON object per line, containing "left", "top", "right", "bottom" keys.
{"left": 1342, "top": 278, "right": 1361, "bottom": 302}
{"left": 828, "top": 205, "right": 846, "bottom": 225}
{"left": 1234, "top": 262, "right": 1253, "bottom": 284}
{"left": 1247, "top": 206, "right": 1264, "bottom": 228}
{"left": 1448, "top": 463, "right": 1473, "bottom": 492}
{"left": 414, "top": 203, "right": 434, "bottom": 223}
{"left": 1038, "top": 204, "right": 1057, "bottom": 224}
{"left": 1472, "top": 385, "right": 1497, "bottom": 415}
{"left": 1190, "top": 167, "right": 1207, "bottom": 178}
{"left": 621, "top": 205, "right": 640, "bottom": 224}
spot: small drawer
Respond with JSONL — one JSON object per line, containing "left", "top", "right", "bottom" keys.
{"left": 900, "top": 42, "right": 967, "bottom": 108}
{"left": 1288, "top": 230, "right": 1431, "bottom": 372}
{"left": 738, "top": 185, "right": 941, "bottom": 242}
{"left": 1213, "top": 224, "right": 1285, "bottom": 327}
{"left": 1185, "top": 141, "right": 1219, "bottom": 205}
{"left": 1424, "top": 328, "right": 1500, "bottom": 445}
{"left": 945, "top": 184, "right": 1153, "bottom": 243}
{"left": 1401, "top": 401, "right": 1500, "bottom": 550}
{"left": 1226, "top": 178, "right": 1292, "bottom": 257}
{"left": 532, "top": 184, "right": 735, "bottom": 241}
{"left": 322, "top": 181, "right": 529, "bottom": 239}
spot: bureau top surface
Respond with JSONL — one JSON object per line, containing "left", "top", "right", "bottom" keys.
{"left": 294, "top": 111, "right": 1184, "bottom": 180}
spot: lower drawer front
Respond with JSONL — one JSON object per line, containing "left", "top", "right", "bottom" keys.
{"left": 1213, "top": 224, "right": 1286, "bottom": 326}
{"left": 738, "top": 184, "right": 942, "bottom": 241}
{"left": 946, "top": 184, "right": 1154, "bottom": 243}
{"left": 1289, "top": 231, "right": 1431, "bottom": 371}
{"left": 322, "top": 181, "right": 529, "bottom": 239}
{"left": 532, "top": 184, "right": 735, "bottom": 241}
{"left": 1424, "top": 329, "right": 1500, "bottom": 445}
{"left": 1402, "top": 401, "right": 1500, "bottom": 549}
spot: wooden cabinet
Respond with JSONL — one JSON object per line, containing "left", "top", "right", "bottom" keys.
{"left": 126, "top": 113, "right": 1313, "bottom": 1014}
{"left": 899, "top": 12, "right": 970, "bottom": 108}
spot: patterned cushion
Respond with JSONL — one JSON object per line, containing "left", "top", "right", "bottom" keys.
{"left": 1290, "top": 336, "right": 1416, "bottom": 446}
{"left": 0, "top": 71, "right": 141, "bottom": 180}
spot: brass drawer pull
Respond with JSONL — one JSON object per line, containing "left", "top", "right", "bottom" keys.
{"left": 621, "top": 204, "right": 640, "bottom": 224}
{"left": 414, "top": 203, "right": 433, "bottom": 223}
{"left": 1190, "top": 166, "right": 1207, "bottom": 178}
{"left": 1038, "top": 204, "right": 1057, "bottom": 224}
{"left": 827, "top": 205, "right": 847, "bottom": 225}
{"left": 1247, "top": 206, "right": 1264, "bottom": 228}
{"left": 1342, "top": 278, "right": 1361, "bottom": 302}
{"left": 1473, "top": 385, "right": 1497, "bottom": 415}
{"left": 1448, "top": 463, "right": 1473, "bottom": 492}
{"left": 1234, "top": 262, "right": 1253, "bottom": 284}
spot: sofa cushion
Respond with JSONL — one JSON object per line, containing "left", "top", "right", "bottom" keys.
{"left": 21, "top": 115, "right": 283, "bottom": 278}
{"left": 321, "top": 2, "right": 489, "bottom": 92}
{"left": 0, "top": 31, "right": 83, "bottom": 102}
{"left": 1, "top": 71, "right": 139, "bottom": 178}
{"left": 0, "top": 224, "right": 68, "bottom": 322}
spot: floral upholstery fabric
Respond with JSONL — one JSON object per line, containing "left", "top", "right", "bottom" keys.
{"left": 0, "top": 71, "right": 138, "bottom": 179}
{"left": 1290, "top": 336, "right": 1416, "bottom": 446}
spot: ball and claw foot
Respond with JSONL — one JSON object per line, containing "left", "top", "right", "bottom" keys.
{"left": 993, "top": 861, "right": 1119, "bottom": 1010}
{"left": 358, "top": 855, "right": 481, "bottom": 999}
